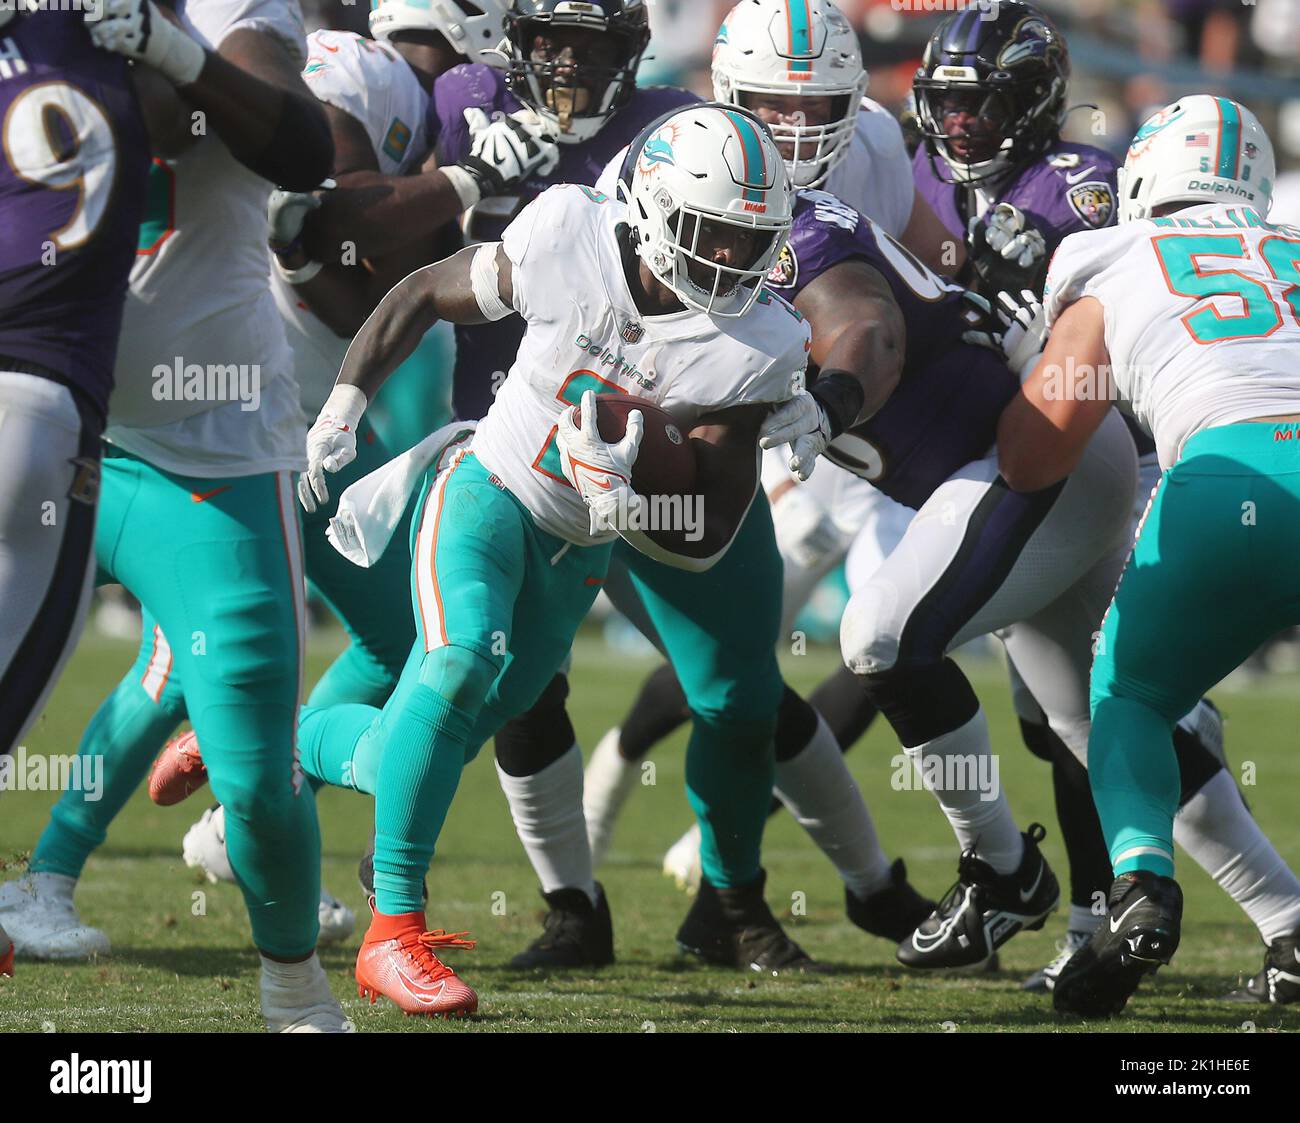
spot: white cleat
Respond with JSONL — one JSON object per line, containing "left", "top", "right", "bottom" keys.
{"left": 317, "top": 889, "right": 355, "bottom": 947}
{"left": 661, "top": 823, "right": 703, "bottom": 894}
{"left": 583, "top": 727, "right": 642, "bottom": 867}
{"left": 185, "top": 803, "right": 355, "bottom": 945}
{"left": 261, "top": 952, "right": 354, "bottom": 1033}
{"left": 183, "top": 804, "right": 234, "bottom": 883}
{"left": 0, "top": 872, "right": 110, "bottom": 960}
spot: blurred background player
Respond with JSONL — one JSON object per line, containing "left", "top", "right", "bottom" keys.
{"left": 0, "top": 0, "right": 350, "bottom": 1032}
{"left": 999, "top": 96, "right": 1300, "bottom": 1016}
{"left": 0, "top": 3, "right": 150, "bottom": 978}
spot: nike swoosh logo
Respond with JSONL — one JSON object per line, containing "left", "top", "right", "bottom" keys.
{"left": 1019, "top": 864, "right": 1043, "bottom": 903}
{"left": 321, "top": 42, "right": 340, "bottom": 53}
{"left": 191, "top": 486, "right": 232, "bottom": 503}
{"left": 337, "top": 424, "right": 352, "bottom": 433}
{"left": 1065, "top": 166, "right": 1098, "bottom": 185}
{"left": 589, "top": 477, "right": 612, "bottom": 491}
{"left": 1110, "top": 895, "right": 1148, "bottom": 933}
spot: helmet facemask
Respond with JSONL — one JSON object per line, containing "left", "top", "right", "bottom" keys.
{"left": 506, "top": 10, "right": 649, "bottom": 143}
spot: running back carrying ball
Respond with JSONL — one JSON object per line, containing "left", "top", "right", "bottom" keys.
{"left": 571, "top": 395, "right": 698, "bottom": 498}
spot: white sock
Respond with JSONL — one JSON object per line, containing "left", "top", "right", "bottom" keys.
{"left": 1174, "top": 768, "right": 1300, "bottom": 943}
{"left": 774, "top": 713, "right": 892, "bottom": 898}
{"left": 260, "top": 951, "right": 323, "bottom": 984}
{"left": 1068, "top": 903, "right": 1102, "bottom": 934}
{"left": 582, "top": 727, "right": 640, "bottom": 866}
{"left": 497, "top": 744, "right": 597, "bottom": 904}
{"left": 905, "top": 707, "right": 1024, "bottom": 874}
{"left": 31, "top": 871, "right": 77, "bottom": 903}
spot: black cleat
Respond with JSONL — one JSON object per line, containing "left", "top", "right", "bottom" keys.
{"left": 1022, "top": 927, "right": 1092, "bottom": 993}
{"left": 1053, "top": 871, "right": 1182, "bottom": 1018}
{"left": 358, "top": 829, "right": 428, "bottom": 904}
{"left": 676, "top": 870, "right": 817, "bottom": 974}
{"left": 509, "top": 883, "right": 615, "bottom": 970}
{"left": 846, "top": 859, "right": 936, "bottom": 943}
{"left": 1224, "top": 928, "right": 1300, "bottom": 1006}
{"left": 897, "top": 823, "right": 1059, "bottom": 970}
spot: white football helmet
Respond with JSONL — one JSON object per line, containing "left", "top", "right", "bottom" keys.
{"left": 369, "top": 0, "right": 510, "bottom": 66}
{"left": 711, "top": 0, "right": 869, "bottom": 189}
{"left": 626, "top": 105, "right": 793, "bottom": 318}
{"left": 1118, "top": 95, "right": 1275, "bottom": 223}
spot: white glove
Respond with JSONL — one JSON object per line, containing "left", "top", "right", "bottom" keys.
{"left": 86, "top": 0, "right": 207, "bottom": 86}
{"left": 771, "top": 484, "right": 842, "bottom": 571}
{"left": 759, "top": 391, "right": 832, "bottom": 483}
{"left": 299, "top": 385, "right": 367, "bottom": 514}
{"left": 996, "top": 288, "right": 1049, "bottom": 379}
{"left": 268, "top": 179, "right": 335, "bottom": 254}
{"left": 983, "top": 203, "right": 1047, "bottom": 271}
{"left": 460, "top": 107, "right": 560, "bottom": 196}
{"left": 555, "top": 390, "right": 644, "bottom": 536}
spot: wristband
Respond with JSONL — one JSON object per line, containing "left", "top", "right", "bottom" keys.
{"left": 810, "top": 369, "right": 866, "bottom": 438}
{"left": 320, "top": 383, "right": 367, "bottom": 429}
{"left": 151, "top": 13, "right": 208, "bottom": 87}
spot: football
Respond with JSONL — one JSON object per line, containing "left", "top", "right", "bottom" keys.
{"left": 572, "top": 395, "right": 698, "bottom": 500}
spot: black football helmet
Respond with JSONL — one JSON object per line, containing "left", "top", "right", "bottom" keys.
{"left": 504, "top": 0, "right": 651, "bottom": 144}
{"left": 913, "top": 1, "right": 1070, "bottom": 185}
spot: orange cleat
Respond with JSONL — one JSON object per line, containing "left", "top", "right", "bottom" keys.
{"left": 355, "top": 909, "right": 477, "bottom": 1018}
{"left": 148, "top": 731, "right": 209, "bottom": 806}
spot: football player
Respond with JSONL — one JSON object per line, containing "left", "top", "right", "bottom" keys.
{"left": 0, "top": 10, "right": 147, "bottom": 987}
{"left": 181, "top": 104, "right": 816, "bottom": 1014}
{"left": 164, "top": 0, "right": 546, "bottom": 906}
{"left": 1000, "top": 97, "right": 1300, "bottom": 1016}
{"left": 0, "top": 0, "right": 350, "bottom": 1032}
{"left": 579, "top": 0, "right": 949, "bottom": 942}
{"left": 0, "top": 9, "right": 149, "bottom": 760}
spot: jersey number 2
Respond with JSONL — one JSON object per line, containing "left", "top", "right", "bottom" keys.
{"left": 531, "top": 370, "right": 628, "bottom": 486}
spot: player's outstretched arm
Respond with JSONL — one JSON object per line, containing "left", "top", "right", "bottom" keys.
{"left": 760, "top": 259, "right": 905, "bottom": 480}
{"left": 299, "top": 243, "right": 511, "bottom": 511}
{"left": 87, "top": 1, "right": 332, "bottom": 190}
{"left": 901, "top": 189, "right": 966, "bottom": 277}
{"left": 997, "top": 296, "right": 1112, "bottom": 492}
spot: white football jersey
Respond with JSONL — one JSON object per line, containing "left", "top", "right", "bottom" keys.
{"left": 1045, "top": 202, "right": 1300, "bottom": 469}
{"left": 473, "top": 184, "right": 812, "bottom": 546}
{"left": 822, "top": 99, "right": 915, "bottom": 240}
{"left": 274, "top": 28, "right": 433, "bottom": 416}
{"left": 107, "top": 0, "right": 308, "bottom": 477}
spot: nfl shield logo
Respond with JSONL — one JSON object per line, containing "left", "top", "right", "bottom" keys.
{"left": 621, "top": 320, "right": 644, "bottom": 344}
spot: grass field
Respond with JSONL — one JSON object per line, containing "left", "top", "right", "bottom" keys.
{"left": 2, "top": 628, "right": 1298, "bottom": 1034}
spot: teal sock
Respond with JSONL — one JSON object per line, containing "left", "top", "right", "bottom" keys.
{"left": 298, "top": 703, "right": 382, "bottom": 793}
{"left": 373, "top": 684, "right": 480, "bottom": 915}
{"left": 32, "top": 675, "right": 183, "bottom": 878}
{"left": 686, "top": 715, "right": 775, "bottom": 889}
{"left": 1090, "top": 695, "right": 1180, "bottom": 878}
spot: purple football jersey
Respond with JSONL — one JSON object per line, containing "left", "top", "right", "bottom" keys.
{"left": 0, "top": 12, "right": 149, "bottom": 419}
{"left": 914, "top": 140, "right": 1119, "bottom": 260}
{"left": 433, "top": 64, "right": 698, "bottom": 419}
{"left": 767, "top": 190, "right": 1018, "bottom": 509}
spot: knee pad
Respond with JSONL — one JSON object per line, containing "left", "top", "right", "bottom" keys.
{"left": 494, "top": 673, "right": 576, "bottom": 777}
{"left": 840, "top": 581, "right": 902, "bottom": 675}
{"left": 859, "top": 658, "right": 979, "bottom": 747}
{"left": 416, "top": 644, "right": 498, "bottom": 712}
